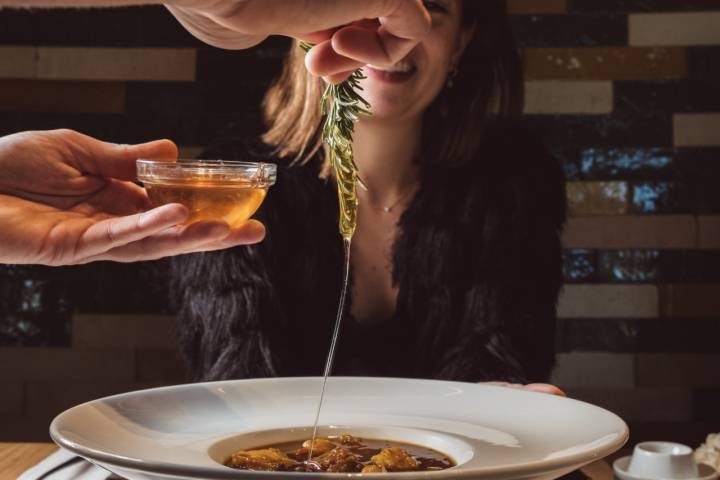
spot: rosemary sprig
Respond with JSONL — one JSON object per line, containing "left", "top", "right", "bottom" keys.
{"left": 301, "top": 42, "right": 370, "bottom": 239}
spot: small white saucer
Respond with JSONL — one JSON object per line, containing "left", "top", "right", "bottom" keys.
{"left": 614, "top": 456, "right": 719, "bottom": 480}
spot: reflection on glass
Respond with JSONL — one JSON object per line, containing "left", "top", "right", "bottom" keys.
{"left": 563, "top": 249, "right": 596, "bottom": 282}
{"left": 581, "top": 148, "right": 674, "bottom": 179}
{"left": 598, "top": 250, "right": 659, "bottom": 283}
{"left": 0, "top": 266, "right": 72, "bottom": 346}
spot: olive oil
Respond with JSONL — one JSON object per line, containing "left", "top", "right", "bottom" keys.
{"left": 331, "top": 128, "right": 360, "bottom": 239}
{"left": 307, "top": 236, "right": 352, "bottom": 467}
{"left": 145, "top": 181, "right": 267, "bottom": 228}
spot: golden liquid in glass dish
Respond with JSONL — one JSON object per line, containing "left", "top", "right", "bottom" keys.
{"left": 145, "top": 181, "right": 267, "bottom": 228}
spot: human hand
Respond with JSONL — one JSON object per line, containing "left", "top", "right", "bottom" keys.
{"left": 0, "top": 129, "right": 265, "bottom": 266}
{"left": 165, "top": 0, "right": 431, "bottom": 82}
{"left": 482, "top": 382, "right": 567, "bottom": 397}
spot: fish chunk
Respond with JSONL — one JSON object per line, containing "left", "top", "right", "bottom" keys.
{"left": 371, "top": 447, "right": 419, "bottom": 472}
{"left": 225, "top": 448, "right": 297, "bottom": 471}
{"left": 361, "top": 463, "right": 388, "bottom": 473}
{"left": 302, "top": 438, "right": 337, "bottom": 456}
{"left": 313, "top": 447, "right": 362, "bottom": 472}
{"left": 336, "top": 434, "right": 363, "bottom": 446}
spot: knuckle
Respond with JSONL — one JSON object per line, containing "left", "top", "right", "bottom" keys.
{"left": 105, "top": 220, "right": 119, "bottom": 245}
{"left": 53, "top": 128, "right": 77, "bottom": 138}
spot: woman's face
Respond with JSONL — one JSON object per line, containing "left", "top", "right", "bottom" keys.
{"left": 358, "top": 0, "right": 472, "bottom": 122}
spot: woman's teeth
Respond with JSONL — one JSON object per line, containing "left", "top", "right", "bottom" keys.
{"left": 367, "top": 62, "right": 415, "bottom": 73}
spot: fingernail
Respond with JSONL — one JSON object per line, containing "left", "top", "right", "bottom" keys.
{"left": 224, "top": 221, "right": 266, "bottom": 245}
{"left": 246, "top": 221, "right": 266, "bottom": 237}
{"left": 242, "top": 222, "right": 266, "bottom": 243}
{"left": 128, "top": 139, "right": 178, "bottom": 158}
{"left": 129, "top": 139, "right": 165, "bottom": 149}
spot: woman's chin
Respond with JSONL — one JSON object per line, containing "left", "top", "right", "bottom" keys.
{"left": 360, "top": 84, "right": 436, "bottom": 123}
{"left": 359, "top": 100, "right": 417, "bottom": 123}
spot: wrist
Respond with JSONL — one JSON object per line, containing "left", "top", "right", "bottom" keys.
{"left": 0, "top": 0, "right": 165, "bottom": 6}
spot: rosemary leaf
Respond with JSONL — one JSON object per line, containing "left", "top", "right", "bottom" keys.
{"left": 301, "top": 43, "right": 371, "bottom": 239}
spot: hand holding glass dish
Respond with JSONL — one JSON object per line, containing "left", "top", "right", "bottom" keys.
{"left": 136, "top": 159, "right": 277, "bottom": 230}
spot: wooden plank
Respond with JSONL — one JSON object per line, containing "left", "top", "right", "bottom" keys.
{"left": 564, "top": 215, "right": 697, "bottom": 249}
{"left": 0, "top": 80, "right": 125, "bottom": 114}
{"left": 0, "top": 443, "right": 58, "bottom": 480}
{"left": 524, "top": 47, "right": 687, "bottom": 80}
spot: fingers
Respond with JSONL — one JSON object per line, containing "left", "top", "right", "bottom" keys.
{"left": 324, "top": 70, "right": 359, "bottom": 85}
{"left": 76, "top": 220, "right": 228, "bottom": 264}
{"left": 75, "top": 203, "right": 190, "bottom": 259}
{"left": 296, "top": 28, "right": 336, "bottom": 45}
{"left": 79, "top": 219, "right": 266, "bottom": 263}
{"left": 304, "top": 18, "right": 422, "bottom": 78}
{"left": 307, "top": 1, "right": 430, "bottom": 71}
{"left": 304, "top": 40, "right": 365, "bottom": 78}
{"left": 371, "top": 0, "right": 433, "bottom": 41}
{"left": 483, "top": 382, "right": 525, "bottom": 390}
{"left": 331, "top": 24, "right": 419, "bottom": 67}
{"left": 224, "top": 0, "right": 430, "bottom": 41}
{"left": 187, "top": 220, "right": 266, "bottom": 253}
{"left": 98, "top": 138, "right": 177, "bottom": 180}
{"left": 165, "top": 4, "right": 268, "bottom": 50}
{"left": 481, "top": 382, "right": 567, "bottom": 397}
{"left": 524, "top": 384, "right": 567, "bottom": 397}
{"left": 60, "top": 129, "right": 178, "bottom": 181}
{"left": 169, "top": 0, "right": 430, "bottom": 76}
{"left": 77, "top": 178, "right": 151, "bottom": 216}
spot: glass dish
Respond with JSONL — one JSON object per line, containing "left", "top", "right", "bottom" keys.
{"left": 137, "top": 159, "right": 277, "bottom": 228}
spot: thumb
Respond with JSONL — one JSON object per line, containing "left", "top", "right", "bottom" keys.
{"left": 68, "top": 131, "right": 178, "bottom": 181}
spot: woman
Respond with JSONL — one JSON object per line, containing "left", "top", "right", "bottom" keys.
{"left": 172, "top": 0, "right": 567, "bottom": 394}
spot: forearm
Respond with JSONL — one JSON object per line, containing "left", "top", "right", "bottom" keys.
{"left": 0, "top": 0, "right": 162, "bottom": 6}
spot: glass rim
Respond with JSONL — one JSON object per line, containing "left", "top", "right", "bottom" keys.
{"left": 137, "top": 158, "right": 277, "bottom": 170}
{"left": 136, "top": 159, "right": 277, "bottom": 186}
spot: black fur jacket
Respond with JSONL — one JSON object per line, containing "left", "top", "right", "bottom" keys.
{"left": 171, "top": 123, "right": 567, "bottom": 384}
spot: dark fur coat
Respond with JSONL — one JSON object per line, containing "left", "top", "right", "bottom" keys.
{"left": 171, "top": 123, "right": 567, "bottom": 384}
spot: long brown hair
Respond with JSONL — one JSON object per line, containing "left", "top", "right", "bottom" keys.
{"left": 262, "top": 0, "right": 523, "bottom": 168}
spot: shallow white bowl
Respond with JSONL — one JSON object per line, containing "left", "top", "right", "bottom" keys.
{"left": 50, "top": 377, "right": 628, "bottom": 480}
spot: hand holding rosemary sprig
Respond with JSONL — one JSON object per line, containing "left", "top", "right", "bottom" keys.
{"left": 301, "top": 42, "right": 370, "bottom": 240}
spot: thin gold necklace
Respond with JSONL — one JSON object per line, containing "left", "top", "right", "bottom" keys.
{"left": 369, "top": 184, "right": 418, "bottom": 213}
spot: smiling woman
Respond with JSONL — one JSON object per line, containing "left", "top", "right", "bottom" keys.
{"left": 171, "top": 0, "right": 566, "bottom": 388}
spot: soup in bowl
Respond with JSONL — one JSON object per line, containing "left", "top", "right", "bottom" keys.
{"left": 208, "top": 425, "right": 475, "bottom": 474}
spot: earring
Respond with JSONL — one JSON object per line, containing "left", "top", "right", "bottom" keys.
{"left": 447, "top": 67, "right": 459, "bottom": 89}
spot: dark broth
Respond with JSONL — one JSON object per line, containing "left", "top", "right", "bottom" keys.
{"left": 225, "top": 436, "right": 455, "bottom": 474}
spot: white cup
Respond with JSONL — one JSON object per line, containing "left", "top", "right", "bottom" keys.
{"left": 627, "top": 442, "right": 700, "bottom": 479}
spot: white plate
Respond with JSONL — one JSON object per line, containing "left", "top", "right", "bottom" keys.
{"left": 50, "top": 377, "right": 628, "bottom": 480}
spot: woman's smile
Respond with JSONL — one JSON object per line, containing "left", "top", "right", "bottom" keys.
{"left": 356, "top": 0, "right": 469, "bottom": 121}
{"left": 364, "top": 60, "right": 418, "bottom": 84}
